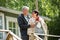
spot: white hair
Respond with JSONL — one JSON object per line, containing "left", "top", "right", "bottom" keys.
{"left": 22, "top": 6, "right": 29, "bottom": 10}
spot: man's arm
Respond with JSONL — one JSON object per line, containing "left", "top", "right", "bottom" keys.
{"left": 17, "top": 16, "right": 30, "bottom": 29}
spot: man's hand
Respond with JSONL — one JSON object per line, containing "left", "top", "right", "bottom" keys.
{"left": 30, "top": 23, "right": 35, "bottom": 28}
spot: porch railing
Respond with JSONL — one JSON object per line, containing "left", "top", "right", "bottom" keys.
{"left": 0, "top": 29, "right": 22, "bottom": 40}
{"left": 0, "top": 29, "right": 60, "bottom": 40}
{"left": 35, "top": 33, "right": 60, "bottom": 40}
{"left": 35, "top": 33, "right": 60, "bottom": 37}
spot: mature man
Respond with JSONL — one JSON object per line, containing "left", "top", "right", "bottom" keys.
{"left": 17, "top": 6, "right": 35, "bottom": 40}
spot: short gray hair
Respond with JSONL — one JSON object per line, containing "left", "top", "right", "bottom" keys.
{"left": 22, "top": 6, "right": 29, "bottom": 10}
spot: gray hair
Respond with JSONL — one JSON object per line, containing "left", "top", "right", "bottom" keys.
{"left": 22, "top": 6, "right": 29, "bottom": 10}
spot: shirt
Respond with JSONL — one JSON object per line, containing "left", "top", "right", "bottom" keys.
{"left": 24, "top": 16, "right": 29, "bottom": 22}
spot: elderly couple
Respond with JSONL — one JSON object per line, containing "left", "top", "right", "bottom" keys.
{"left": 17, "top": 6, "right": 45, "bottom": 40}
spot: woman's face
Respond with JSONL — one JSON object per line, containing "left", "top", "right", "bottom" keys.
{"left": 32, "top": 12, "right": 37, "bottom": 18}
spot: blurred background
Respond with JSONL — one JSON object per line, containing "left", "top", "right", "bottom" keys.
{"left": 0, "top": 0, "right": 60, "bottom": 40}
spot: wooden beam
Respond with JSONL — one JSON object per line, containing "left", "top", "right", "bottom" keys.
{"left": 0, "top": 7, "right": 21, "bottom": 14}
{"left": 35, "top": 0, "right": 38, "bottom": 11}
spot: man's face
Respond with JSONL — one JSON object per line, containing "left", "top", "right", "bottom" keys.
{"left": 23, "top": 9, "right": 29, "bottom": 16}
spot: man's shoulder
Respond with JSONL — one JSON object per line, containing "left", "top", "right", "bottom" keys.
{"left": 18, "top": 14, "right": 23, "bottom": 17}
{"left": 18, "top": 14, "right": 23, "bottom": 19}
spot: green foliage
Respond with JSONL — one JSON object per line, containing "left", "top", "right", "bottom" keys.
{"left": 38, "top": 0, "right": 60, "bottom": 40}
{"left": 0, "top": 0, "right": 35, "bottom": 12}
{"left": 38, "top": 0, "right": 60, "bottom": 18}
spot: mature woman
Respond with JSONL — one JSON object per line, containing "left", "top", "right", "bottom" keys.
{"left": 28, "top": 10, "right": 45, "bottom": 40}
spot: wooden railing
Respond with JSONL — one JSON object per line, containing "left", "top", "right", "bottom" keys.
{"left": 35, "top": 33, "right": 60, "bottom": 37}
{"left": 0, "top": 30, "right": 60, "bottom": 40}
{"left": 33, "top": 33, "right": 43, "bottom": 40}
{"left": 35, "top": 33, "right": 60, "bottom": 40}
{"left": 0, "top": 30, "right": 22, "bottom": 40}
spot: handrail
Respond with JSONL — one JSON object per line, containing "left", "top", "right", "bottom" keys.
{"left": 35, "top": 33, "right": 60, "bottom": 37}
{"left": 33, "top": 33, "right": 60, "bottom": 40}
{"left": 0, "top": 29, "right": 22, "bottom": 40}
{"left": 0, "top": 30, "right": 60, "bottom": 40}
{"left": 33, "top": 33, "right": 43, "bottom": 40}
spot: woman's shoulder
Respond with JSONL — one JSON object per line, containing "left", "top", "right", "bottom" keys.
{"left": 39, "top": 16, "right": 44, "bottom": 21}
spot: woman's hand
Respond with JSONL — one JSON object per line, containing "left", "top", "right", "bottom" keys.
{"left": 30, "top": 23, "right": 35, "bottom": 28}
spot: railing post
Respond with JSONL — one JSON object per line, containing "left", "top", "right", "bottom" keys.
{"left": 6, "top": 34, "right": 13, "bottom": 40}
{"left": 27, "top": 28, "right": 35, "bottom": 40}
{"left": 0, "top": 30, "right": 22, "bottom": 40}
{"left": 27, "top": 28, "right": 43, "bottom": 40}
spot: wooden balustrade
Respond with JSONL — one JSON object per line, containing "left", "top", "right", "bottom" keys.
{"left": 0, "top": 29, "right": 60, "bottom": 40}
{"left": 0, "top": 30, "right": 22, "bottom": 40}
{"left": 6, "top": 33, "right": 13, "bottom": 40}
